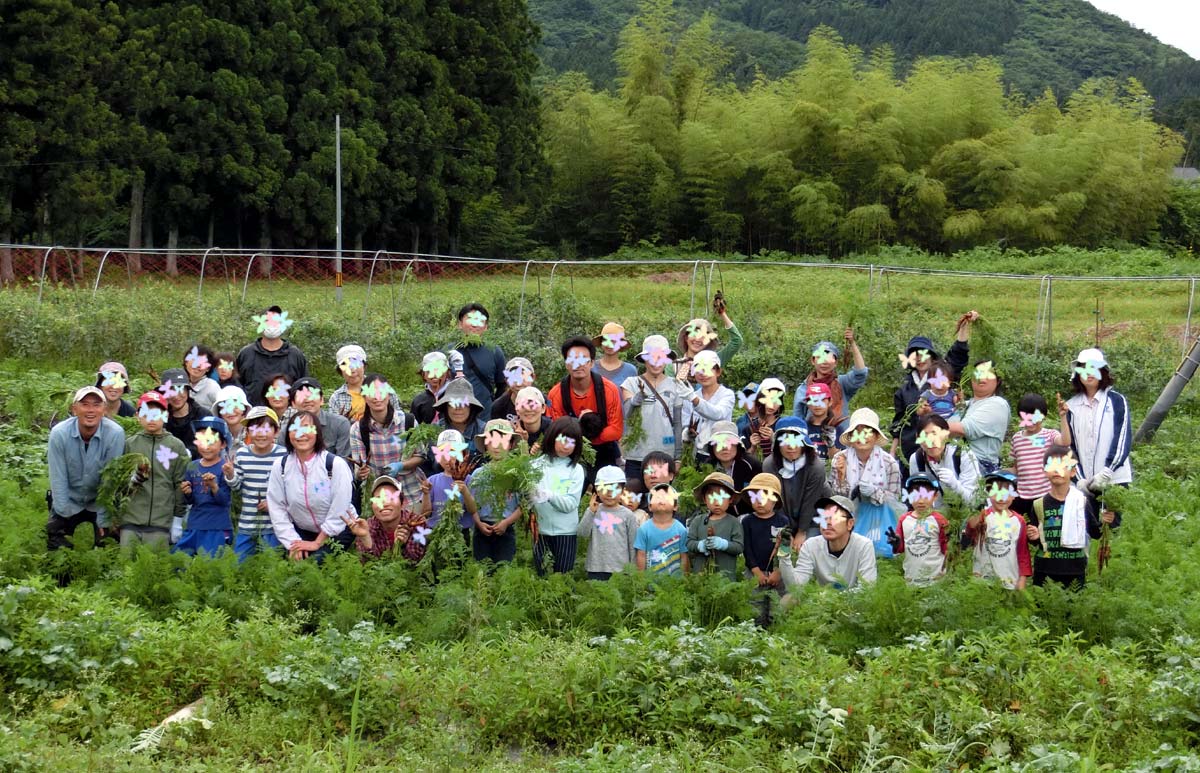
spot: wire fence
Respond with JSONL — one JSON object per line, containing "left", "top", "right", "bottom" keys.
{"left": 4, "top": 243, "right": 1199, "bottom": 357}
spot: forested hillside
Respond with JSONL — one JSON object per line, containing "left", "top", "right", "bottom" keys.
{"left": 531, "top": 0, "right": 1200, "bottom": 156}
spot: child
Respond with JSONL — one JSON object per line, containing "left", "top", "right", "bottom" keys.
{"left": 762, "top": 416, "right": 831, "bottom": 546}
{"left": 512, "top": 386, "right": 551, "bottom": 454}
{"left": 888, "top": 474, "right": 950, "bottom": 585}
{"left": 159, "top": 368, "right": 211, "bottom": 458}
{"left": 227, "top": 406, "right": 288, "bottom": 561}
{"left": 907, "top": 414, "right": 981, "bottom": 509}
{"left": 530, "top": 417, "right": 587, "bottom": 575}
{"left": 741, "top": 472, "right": 790, "bottom": 625}
{"left": 634, "top": 483, "right": 690, "bottom": 576}
{"left": 780, "top": 495, "right": 877, "bottom": 592}
{"left": 591, "top": 322, "right": 638, "bottom": 386}
{"left": 831, "top": 408, "right": 902, "bottom": 558}
{"left": 214, "top": 352, "right": 240, "bottom": 389}
{"left": 621, "top": 334, "right": 688, "bottom": 490}
{"left": 962, "top": 470, "right": 1032, "bottom": 590}
{"left": 686, "top": 472, "right": 743, "bottom": 580}
{"left": 706, "top": 421, "right": 762, "bottom": 517}
{"left": 183, "top": 344, "right": 221, "bottom": 413}
{"left": 577, "top": 465, "right": 638, "bottom": 579}
{"left": 175, "top": 416, "right": 234, "bottom": 556}
{"left": 632, "top": 450, "right": 677, "bottom": 523}
{"left": 341, "top": 476, "right": 428, "bottom": 562}
{"left": 734, "top": 381, "right": 759, "bottom": 436}
{"left": 918, "top": 362, "right": 957, "bottom": 420}
{"left": 262, "top": 373, "right": 294, "bottom": 424}
{"left": 683, "top": 350, "right": 734, "bottom": 467}
{"left": 469, "top": 419, "right": 523, "bottom": 564}
{"left": 411, "top": 351, "right": 458, "bottom": 425}
{"left": 491, "top": 356, "right": 536, "bottom": 421}
{"left": 1026, "top": 445, "right": 1115, "bottom": 589}
{"left": 214, "top": 385, "right": 249, "bottom": 455}
{"left": 121, "top": 392, "right": 190, "bottom": 549}
{"left": 425, "top": 429, "right": 479, "bottom": 540}
{"left": 96, "top": 361, "right": 135, "bottom": 418}
{"left": 793, "top": 331, "right": 868, "bottom": 434}
{"left": 741, "top": 377, "right": 786, "bottom": 460}
{"left": 798, "top": 382, "right": 839, "bottom": 461}
{"left": 1009, "top": 393, "right": 1072, "bottom": 516}
{"left": 329, "top": 344, "right": 369, "bottom": 422}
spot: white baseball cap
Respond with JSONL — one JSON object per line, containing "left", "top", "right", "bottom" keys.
{"left": 73, "top": 386, "right": 106, "bottom": 404}
{"left": 1075, "top": 348, "right": 1108, "bottom": 368}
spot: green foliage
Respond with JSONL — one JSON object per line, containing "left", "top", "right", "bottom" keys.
{"left": 94, "top": 453, "right": 149, "bottom": 527}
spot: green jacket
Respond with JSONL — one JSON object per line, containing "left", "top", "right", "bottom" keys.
{"left": 123, "top": 431, "right": 189, "bottom": 529}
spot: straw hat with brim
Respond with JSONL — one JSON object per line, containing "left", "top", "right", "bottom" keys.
{"left": 743, "top": 472, "right": 782, "bottom": 499}
{"left": 816, "top": 495, "right": 857, "bottom": 519}
{"left": 593, "top": 322, "right": 631, "bottom": 352}
{"left": 434, "top": 377, "right": 482, "bottom": 408}
{"left": 839, "top": 407, "right": 888, "bottom": 446}
{"left": 474, "top": 419, "right": 516, "bottom": 452}
{"left": 692, "top": 471, "right": 740, "bottom": 502}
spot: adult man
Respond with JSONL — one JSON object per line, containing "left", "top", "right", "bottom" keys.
{"left": 546, "top": 336, "right": 624, "bottom": 477}
{"left": 290, "top": 377, "right": 352, "bottom": 459}
{"left": 46, "top": 386, "right": 126, "bottom": 549}
{"left": 780, "top": 495, "right": 877, "bottom": 591}
{"left": 235, "top": 305, "right": 309, "bottom": 405}
{"left": 452, "top": 303, "right": 507, "bottom": 416}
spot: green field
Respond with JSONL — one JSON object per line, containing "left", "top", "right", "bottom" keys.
{"left": 1, "top": 247, "right": 1199, "bottom": 770}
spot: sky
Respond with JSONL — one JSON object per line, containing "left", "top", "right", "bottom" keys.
{"left": 1087, "top": 1, "right": 1200, "bottom": 59}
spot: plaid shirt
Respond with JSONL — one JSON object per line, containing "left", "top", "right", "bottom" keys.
{"left": 356, "top": 508, "right": 426, "bottom": 562}
{"left": 348, "top": 414, "right": 424, "bottom": 506}
{"left": 329, "top": 385, "right": 400, "bottom": 421}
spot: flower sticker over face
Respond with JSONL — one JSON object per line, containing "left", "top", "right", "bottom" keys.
{"left": 596, "top": 482, "right": 622, "bottom": 498}
{"left": 847, "top": 427, "right": 875, "bottom": 445}
{"left": 361, "top": 380, "right": 395, "bottom": 400}
{"left": 447, "top": 397, "right": 470, "bottom": 409}
{"left": 219, "top": 397, "right": 247, "bottom": 417}
{"left": 928, "top": 369, "right": 951, "bottom": 391}
{"left": 643, "top": 348, "right": 672, "bottom": 368}
{"left": 1044, "top": 453, "right": 1078, "bottom": 476}
{"left": 1074, "top": 360, "right": 1103, "bottom": 380}
{"left": 815, "top": 505, "right": 847, "bottom": 529}
{"left": 249, "top": 424, "right": 274, "bottom": 439}
{"left": 253, "top": 310, "right": 293, "bottom": 335}
{"left": 339, "top": 357, "right": 363, "bottom": 376}
{"left": 289, "top": 418, "right": 318, "bottom": 437}
{"left": 649, "top": 488, "right": 678, "bottom": 508}
{"left": 686, "top": 322, "right": 717, "bottom": 345}
{"left": 266, "top": 382, "right": 290, "bottom": 401}
{"left": 464, "top": 310, "right": 488, "bottom": 328}
{"left": 805, "top": 393, "right": 828, "bottom": 408}
{"left": 101, "top": 370, "right": 127, "bottom": 390}
{"left": 556, "top": 436, "right": 577, "bottom": 453}
{"left": 602, "top": 332, "right": 626, "bottom": 351}
{"left": 295, "top": 386, "right": 321, "bottom": 405}
{"left": 423, "top": 359, "right": 449, "bottom": 379}
{"left": 217, "top": 359, "right": 234, "bottom": 374}
{"left": 484, "top": 431, "right": 511, "bottom": 451}
{"left": 691, "top": 358, "right": 715, "bottom": 377}
{"left": 1018, "top": 410, "right": 1044, "bottom": 428}
{"left": 138, "top": 405, "right": 165, "bottom": 422}
{"left": 986, "top": 483, "right": 1015, "bottom": 501}
{"left": 737, "top": 391, "right": 757, "bottom": 412}
{"left": 812, "top": 345, "right": 836, "bottom": 365}
{"left": 916, "top": 426, "right": 950, "bottom": 450}
{"left": 595, "top": 511, "right": 621, "bottom": 535}
{"left": 973, "top": 361, "right": 997, "bottom": 383}
{"left": 706, "top": 489, "right": 731, "bottom": 508}
{"left": 371, "top": 488, "right": 401, "bottom": 511}
{"left": 194, "top": 428, "right": 221, "bottom": 450}
{"left": 758, "top": 389, "right": 783, "bottom": 411}
{"left": 155, "top": 444, "right": 178, "bottom": 470}
{"left": 412, "top": 526, "right": 432, "bottom": 545}
{"left": 185, "top": 347, "right": 210, "bottom": 372}
{"left": 903, "top": 486, "right": 937, "bottom": 505}
{"left": 432, "top": 440, "right": 468, "bottom": 466}
{"left": 747, "top": 489, "right": 778, "bottom": 507}
{"left": 159, "top": 380, "right": 185, "bottom": 399}
{"left": 504, "top": 366, "right": 530, "bottom": 388}
{"left": 778, "top": 433, "right": 806, "bottom": 450}
{"left": 565, "top": 351, "right": 592, "bottom": 370}
{"left": 711, "top": 434, "right": 738, "bottom": 453}
{"left": 899, "top": 349, "right": 931, "bottom": 368}
{"left": 516, "top": 398, "right": 542, "bottom": 413}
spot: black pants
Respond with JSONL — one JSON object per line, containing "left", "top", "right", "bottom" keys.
{"left": 47, "top": 506, "right": 100, "bottom": 551}
{"left": 1034, "top": 571, "right": 1086, "bottom": 590}
{"left": 473, "top": 525, "right": 516, "bottom": 563}
{"left": 587, "top": 571, "right": 613, "bottom": 581}
{"left": 533, "top": 534, "right": 577, "bottom": 576}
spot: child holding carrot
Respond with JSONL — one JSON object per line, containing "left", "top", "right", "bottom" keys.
{"left": 175, "top": 416, "right": 234, "bottom": 556}
{"left": 742, "top": 472, "right": 789, "bottom": 625}
{"left": 1009, "top": 393, "right": 1072, "bottom": 517}
{"left": 686, "top": 472, "right": 743, "bottom": 580}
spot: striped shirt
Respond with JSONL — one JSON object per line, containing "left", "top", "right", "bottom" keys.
{"left": 227, "top": 444, "right": 288, "bottom": 534}
{"left": 1010, "top": 428, "right": 1060, "bottom": 499}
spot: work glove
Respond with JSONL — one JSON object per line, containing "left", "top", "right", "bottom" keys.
{"left": 706, "top": 536, "right": 729, "bottom": 552}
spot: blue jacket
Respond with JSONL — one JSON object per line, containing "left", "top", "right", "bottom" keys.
{"left": 47, "top": 417, "right": 126, "bottom": 523}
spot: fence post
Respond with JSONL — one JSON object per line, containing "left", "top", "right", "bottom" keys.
{"left": 35, "top": 245, "right": 62, "bottom": 306}
{"left": 91, "top": 249, "right": 114, "bottom": 300}
{"left": 688, "top": 260, "right": 701, "bottom": 319}
{"left": 388, "top": 255, "right": 398, "bottom": 329}
{"left": 1184, "top": 278, "right": 1196, "bottom": 355}
{"left": 361, "top": 249, "right": 387, "bottom": 328}
{"left": 548, "top": 260, "right": 563, "bottom": 292}
{"left": 518, "top": 260, "right": 534, "bottom": 334}
{"left": 1046, "top": 277, "right": 1053, "bottom": 347}
{"left": 197, "top": 247, "right": 220, "bottom": 304}
{"left": 240, "top": 253, "right": 263, "bottom": 304}
{"left": 867, "top": 264, "right": 875, "bottom": 301}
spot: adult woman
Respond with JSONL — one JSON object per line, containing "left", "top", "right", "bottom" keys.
{"left": 831, "top": 408, "right": 902, "bottom": 558}
{"left": 96, "top": 361, "right": 135, "bottom": 418}
{"left": 262, "top": 373, "right": 295, "bottom": 427}
{"left": 792, "top": 329, "right": 868, "bottom": 435}
{"left": 266, "top": 410, "right": 354, "bottom": 561}
{"left": 674, "top": 294, "right": 744, "bottom": 379}
{"left": 946, "top": 360, "right": 1010, "bottom": 475}
{"left": 512, "top": 386, "right": 552, "bottom": 454}
{"left": 430, "top": 377, "right": 487, "bottom": 470}
{"left": 891, "top": 312, "right": 977, "bottom": 464}
{"left": 1063, "top": 348, "right": 1132, "bottom": 514}
{"left": 341, "top": 475, "right": 428, "bottom": 562}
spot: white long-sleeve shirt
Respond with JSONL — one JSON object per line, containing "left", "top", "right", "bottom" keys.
{"left": 780, "top": 532, "right": 877, "bottom": 590}
{"left": 683, "top": 384, "right": 734, "bottom": 450}
{"left": 1065, "top": 388, "right": 1132, "bottom": 485}
{"left": 907, "top": 445, "right": 981, "bottom": 508}
{"left": 266, "top": 450, "right": 354, "bottom": 548}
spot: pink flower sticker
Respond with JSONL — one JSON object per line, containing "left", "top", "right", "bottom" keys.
{"left": 643, "top": 348, "right": 672, "bottom": 368}
{"left": 928, "top": 369, "right": 951, "bottom": 391}
{"left": 602, "top": 332, "right": 626, "bottom": 350}
{"left": 1018, "top": 409, "right": 1044, "bottom": 428}
{"left": 185, "top": 347, "right": 210, "bottom": 371}
{"left": 433, "top": 441, "right": 468, "bottom": 466}
{"left": 155, "top": 444, "right": 178, "bottom": 470}
{"left": 595, "top": 511, "right": 621, "bottom": 535}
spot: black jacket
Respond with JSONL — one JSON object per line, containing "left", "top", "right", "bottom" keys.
{"left": 892, "top": 339, "right": 969, "bottom": 463}
{"left": 763, "top": 453, "right": 832, "bottom": 536}
{"left": 236, "top": 339, "right": 309, "bottom": 406}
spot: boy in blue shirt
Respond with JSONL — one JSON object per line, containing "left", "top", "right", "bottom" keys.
{"left": 635, "top": 484, "right": 690, "bottom": 576}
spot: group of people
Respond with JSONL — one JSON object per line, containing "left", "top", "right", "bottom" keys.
{"left": 47, "top": 298, "right": 1132, "bottom": 606}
